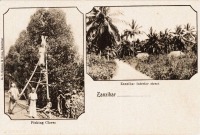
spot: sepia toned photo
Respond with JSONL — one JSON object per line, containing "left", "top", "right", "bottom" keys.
{"left": 4, "top": 8, "right": 84, "bottom": 119}
{"left": 0, "top": 1, "right": 200, "bottom": 135}
{"left": 86, "top": 6, "right": 197, "bottom": 80}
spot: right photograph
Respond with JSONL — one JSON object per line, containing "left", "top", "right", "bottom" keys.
{"left": 86, "top": 6, "right": 197, "bottom": 80}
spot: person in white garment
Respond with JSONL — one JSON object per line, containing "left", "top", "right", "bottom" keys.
{"left": 29, "top": 88, "right": 38, "bottom": 118}
{"left": 7, "top": 83, "right": 19, "bottom": 114}
{"left": 38, "top": 45, "right": 45, "bottom": 66}
{"left": 38, "top": 35, "right": 47, "bottom": 67}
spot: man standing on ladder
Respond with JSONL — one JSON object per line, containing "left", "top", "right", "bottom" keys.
{"left": 40, "top": 34, "right": 51, "bottom": 106}
{"left": 39, "top": 35, "right": 47, "bottom": 67}
{"left": 39, "top": 35, "right": 50, "bottom": 99}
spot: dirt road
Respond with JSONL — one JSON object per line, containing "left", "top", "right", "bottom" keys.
{"left": 111, "top": 59, "right": 152, "bottom": 80}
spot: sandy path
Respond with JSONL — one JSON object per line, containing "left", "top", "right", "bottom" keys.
{"left": 111, "top": 59, "right": 152, "bottom": 80}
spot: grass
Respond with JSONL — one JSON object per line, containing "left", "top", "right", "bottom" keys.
{"left": 87, "top": 54, "right": 117, "bottom": 80}
{"left": 124, "top": 52, "right": 197, "bottom": 80}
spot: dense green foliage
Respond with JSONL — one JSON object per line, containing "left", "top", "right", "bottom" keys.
{"left": 5, "top": 9, "right": 84, "bottom": 110}
{"left": 87, "top": 54, "right": 117, "bottom": 80}
{"left": 125, "top": 52, "right": 197, "bottom": 80}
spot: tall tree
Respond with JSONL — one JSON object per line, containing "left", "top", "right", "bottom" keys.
{"left": 86, "top": 7, "right": 121, "bottom": 58}
{"left": 144, "top": 27, "right": 161, "bottom": 54}
{"left": 5, "top": 8, "right": 84, "bottom": 108}
{"left": 171, "top": 25, "right": 186, "bottom": 51}
{"left": 123, "top": 20, "right": 141, "bottom": 41}
{"left": 159, "top": 28, "right": 172, "bottom": 54}
{"left": 184, "top": 23, "right": 195, "bottom": 41}
{"left": 121, "top": 20, "right": 142, "bottom": 56}
{"left": 183, "top": 23, "right": 196, "bottom": 51}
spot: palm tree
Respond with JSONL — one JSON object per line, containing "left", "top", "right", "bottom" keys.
{"left": 124, "top": 20, "right": 141, "bottom": 40}
{"left": 183, "top": 23, "right": 196, "bottom": 51}
{"left": 144, "top": 27, "right": 161, "bottom": 55}
{"left": 159, "top": 28, "right": 172, "bottom": 54}
{"left": 171, "top": 25, "right": 187, "bottom": 51}
{"left": 184, "top": 23, "right": 195, "bottom": 40}
{"left": 173, "top": 24, "right": 196, "bottom": 51}
{"left": 120, "top": 20, "right": 142, "bottom": 57}
{"left": 117, "top": 40, "right": 133, "bottom": 59}
{"left": 86, "top": 7, "right": 121, "bottom": 60}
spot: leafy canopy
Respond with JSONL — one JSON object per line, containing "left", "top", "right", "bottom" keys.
{"left": 5, "top": 8, "right": 84, "bottom": 108}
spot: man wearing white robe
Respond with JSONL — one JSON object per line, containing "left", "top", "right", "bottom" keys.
{"left": 29, "top": 88, "right": 38, "bottom": 118}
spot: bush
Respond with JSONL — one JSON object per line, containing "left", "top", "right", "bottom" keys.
{"left": 123, "top": 56, "right": 138, "bottom": 68}
{"left": 87, "top": 54, "right": 117, "bottom": 80}
{"left": 73, "top": 91, "right": 84, "bottom": 118}
{"left": 125, "top": 52, "right": 197, "bottom": 80}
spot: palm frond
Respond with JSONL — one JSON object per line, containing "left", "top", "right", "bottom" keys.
{"left": 103, "top": 7, "right": 110, "bottom": 15}
{"left": 86, "top": 19, "right": 95, "bottom": 26}
{"left": 87, "top": 8, "right": 99, "bottom": 18}
{"left": 164, "top": 28, "right": 171, "bottom": 34}
{"left": 184, "top": 23, "right": 195, "bottom": 31}
{"left": 86, "top": 20, "right": 98, "bottom": 32}
{"left": 86, "top": 24, "right": 99, "bottom": 41}
{"left": 98, "top": 6, "right": 110, "bottom": 15}
{"left": 92, "top": 7, "right": 99, "bottom": 13}
{"left": 108, "top": 21, "right": 120, "bottom": 41}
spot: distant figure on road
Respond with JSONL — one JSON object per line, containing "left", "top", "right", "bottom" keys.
{"left": 29, "top": 88, "right": 38, "bottom": 118}
{"left": 8, "top": 83, "right": 19, "bottom": 114}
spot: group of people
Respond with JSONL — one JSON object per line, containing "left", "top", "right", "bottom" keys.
{"left": 56, "top": 89, "right": 78, "bottom": 118}
{"left": 7, "top": 82, "right": 79, "bottom": 119}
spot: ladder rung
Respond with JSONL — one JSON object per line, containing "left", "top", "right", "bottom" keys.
{"left": 31, "top": 71, "right": 47, "bottom": 73}
{"left": 40, "top": 83, "right": 50, "bottom": 85}
{"left": 29, "top": 81, "right": 39, "bottom": 83}
{"left": 29, "top": 81, "right": 47, "bottom": 84}
{"left": 32, "top": 72, "right": 42, "bottom": 73}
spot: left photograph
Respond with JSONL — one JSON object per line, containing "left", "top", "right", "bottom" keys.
{"left": 4, "top": 8, "right": 84, "bottom": 119}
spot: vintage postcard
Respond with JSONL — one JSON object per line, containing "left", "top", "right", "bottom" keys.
{"left": 0, "top": 0, "right": 200, "bottom": 135}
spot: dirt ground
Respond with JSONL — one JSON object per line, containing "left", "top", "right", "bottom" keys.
{"left": 5, "top": 92, "right": 33, "bottom": 119}
{"left": 112, "top": 59, "right": 152, "bottom": 80}
{"left": 4, "top": 92, "right": 69, "bottom": 120}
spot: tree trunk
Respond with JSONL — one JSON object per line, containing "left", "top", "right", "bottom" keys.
{"left": 126, "top": 35, "right": 128, "bottom": 41}
{"left": 107, "top": 50, "right": 110, "bottom": 61}
{"left": 99, "top": 50, "right": 101, "bottom": 59}
{"left": 133, "top": 42, "right": 135, "bottom": 57}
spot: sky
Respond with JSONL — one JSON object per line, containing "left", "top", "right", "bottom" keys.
{"left": 4, "top": 8, "right": 83, "bottom": 57}
{"left": 107, "top": 6, "right": 197, "bottom": 41}
{"left": 4, "top": 6, "right": 197, "bottom": 55}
